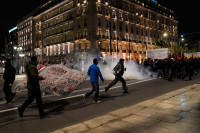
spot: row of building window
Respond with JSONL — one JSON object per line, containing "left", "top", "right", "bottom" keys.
{"left": 98, "top": 18, "right": 176, "bottom": 34}
{"left": 43, "top": 12, "right": 73, "bottom": 29}
{"left": 96, "top": 5, "right": 176, "bottom": 27}
{"left": 99, "top": 0, "right": 174, "bottom": 19}
{"left": 18, "top": 33, "right": 32, "bottom": 43}
{"left": 44, "top": 22, "right": 74, "bottom": 37}
{"left": 18, "top": 21, "right": 32, "bottom": 30}
{"left": 45, "top": 32, "right": 73, "bottom": 46}
{"left": 42, "top": 1, "right": 74, "bottom": 22}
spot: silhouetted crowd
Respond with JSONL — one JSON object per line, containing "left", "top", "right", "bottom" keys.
{"left": 143, "top": 57, "right": 200, "bottom": 81}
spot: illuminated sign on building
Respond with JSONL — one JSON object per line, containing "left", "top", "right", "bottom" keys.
{"left": 9, "top": 26, "right": 17, "bottom": 33}
{"left": 152, "top": 0, "right": 157, "bottom": 3}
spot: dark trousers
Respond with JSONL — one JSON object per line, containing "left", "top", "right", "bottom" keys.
{"left": 3, "top": 82, "right": 15, "bottom": 102}
{"left": 106, "top": 75, "right": 128, "bottom": 91}
{"left": 85, "top": 82, "right": 99, "bottom": 102}
{"left": 20, "top": 89, "right": 44, "bottom": 115}
{"left": 168, "top": 68, "right": 174, "bottom": 81}
{"left": 157, "top": 69, "right": 164, "bottom": 78}
{"left": 183, "top": 70, "right": 192, "bottom": 80}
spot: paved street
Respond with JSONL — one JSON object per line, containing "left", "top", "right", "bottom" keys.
{"left": 0, "top": 74, "right": 200, "bottom": 133}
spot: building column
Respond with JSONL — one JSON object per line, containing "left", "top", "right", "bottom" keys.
{"left": 87, "top": 0, "right": 98, "bottom": 55}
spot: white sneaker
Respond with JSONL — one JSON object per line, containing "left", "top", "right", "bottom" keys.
{"left": 93, "top": 100, "right": 101, "bottom": 103}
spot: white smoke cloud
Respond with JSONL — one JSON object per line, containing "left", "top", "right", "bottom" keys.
{"left": 80, "top": 55, "right": 152, "bottom": 80}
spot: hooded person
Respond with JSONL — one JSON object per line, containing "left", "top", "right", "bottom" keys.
{"left": 3, "top": 58, "right": 16, "bottom": 104}
{"left": 18, "top": 56, "right": 46, "bottom": 119}
{"left": 105, "top": 58, "right": 128, "bottom": 94}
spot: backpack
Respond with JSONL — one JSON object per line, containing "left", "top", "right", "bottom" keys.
{"left": 113, "top": 63, "right": 120, "bottom": 75}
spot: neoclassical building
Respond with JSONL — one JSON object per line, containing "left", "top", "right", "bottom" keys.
{"left": 17, "top": 0, "right": 178, "bottom": 64}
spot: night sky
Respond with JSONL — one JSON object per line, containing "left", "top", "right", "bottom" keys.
{"left": 0, "top": 0, "right": 199, "bottom": 50}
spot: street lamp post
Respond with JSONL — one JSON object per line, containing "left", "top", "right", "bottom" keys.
{"left": 129, "top": 39, "right": 131, "bottom": 61}
{"left": 163, "top": 32, "right": 168, "bottom": 47}
{"left": 108, "top": 1, "right": 113, "bottom": 59}
{"left": 117, "top": 37, "right": 118, "bottom": 59}
{"left": 109, "top": 21, "right": 112, "bottom": 58}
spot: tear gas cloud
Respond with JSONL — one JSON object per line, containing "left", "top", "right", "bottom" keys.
{"left": 69, "top": 55, "right": 152, "bottom": 81}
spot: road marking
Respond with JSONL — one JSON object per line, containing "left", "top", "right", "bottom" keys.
{"left": 0, "top": 107, "right": 18, "bottom": 113}
{"left": 0, "top": 78, "right": 156, "bottom": 113}
{"left": 55, "top": 78, "right": 157, "bottom": 101}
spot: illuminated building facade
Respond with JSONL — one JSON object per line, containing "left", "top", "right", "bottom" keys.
{"left": 7, "top": 27, "right": 18, "bottom": 60}
{"left": 17, "top": 17, "right": 34, "bottom": 58}
{"left": 17, "top": 0, "right": 178, "bottom": 63}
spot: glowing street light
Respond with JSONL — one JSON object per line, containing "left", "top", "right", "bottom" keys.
{"left": 163, "top": 33, "right": 168, "bottom": 37}
{"left": 19, "top": 54, "right": 25, "bottom": 57}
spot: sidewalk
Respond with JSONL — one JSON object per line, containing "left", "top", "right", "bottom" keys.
{"left": 51, "top": 83, "right": 200, "bottom": 133}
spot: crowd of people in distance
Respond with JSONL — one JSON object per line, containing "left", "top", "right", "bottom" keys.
{"left": 143, "top": 57, "right": 200, "bottom": 81}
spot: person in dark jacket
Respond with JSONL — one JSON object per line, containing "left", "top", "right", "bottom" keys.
{"left": 105, "top": 58, "right": 128, "bottom": 93}
{"left": 83, "top": 58, "right": 104, "bottom": 103}
{"left": 3, "top": 58, "right": 16, "bottom": 104}
{"left": 18, "top": 56, "right": 46, "bottom": 119}
{"left": 182, "top": 59, "right": 193, "bottom": 80}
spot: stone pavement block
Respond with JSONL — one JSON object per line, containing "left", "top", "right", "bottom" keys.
{"left": 163, "top": 91, "right": 184, "bottom": 97}
{"left": 154, "top": 102, "right": 177, "bottom": 109}
{"left": 150, "top": 106, "right": 181, "bottom": 115}
{"left": 190, "top": 84, "right": 200, "bottom": 88}
{"left": 138, "top": 99, "right": 160, "bottom": 107}
{"left": 173, "top": 104, "right": 193, "bottom": 111}
{"left": 176, "top": 117, "right": 200, "bottom": 130}
{"left": 189, "top": 107, "right": 200, "bottom": 114}
{"left": 150, "top": 112, "right": 181, "bottom": 123}
{"left": 194, "top": 87, "right": 200, "bottom": 91}
{"left": 175, "top": 86, "right": 194, "bottom": 94}
{"left": 128, "top": 104, "right": 146, "bottom": 112}
{"left": 83, "top": 114, "right": 117, "bottom": 129}
{"left": 142, "top": 127, "right": 171, "bottom": 133}
{"left": 188, "top": 96, "right": 200, "bottom": 102}
{"left": 162, "top": 99, "right": 183, "bottom": 105}
{"left": 109, "top": 107, "right": 133, "bottom": 118}
{"left": 153, "top": 95, "right": 172, "bottom": 101}
{"left": 186, "top": 101, "right": 200, "bottom": 108}
{"left": 104, "top": 120, "right": 141, "bottom": 133}
{"left": 122, "top": 115, "right": 159, "bottom": 128}
{"left": 177, "top": 111, "right": 200, "bottom": 119}
{"left": 85, "top": 125, "right": 121, "bottom": 133}
{"left": 187, "top": 127, "right": 200, "bottom": 133}
{"left": 52, "top": 123, "right": 89, "bottom": 133}
{"left": 181, "top": 92, "right": 199, "bottom": 97}
{"left": 169, "top": 95, "right": 188, "bottom": 101}
{"left": 134, "top": 107, "right": 156, "bottom": 117}
{"left": 145, "top": 121, "right": 191, "bottom": 133}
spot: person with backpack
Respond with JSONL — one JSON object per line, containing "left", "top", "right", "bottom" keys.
{"left": 18, "top": 56, "right": 46, "bottom": 119}
{"left": 3, "top": 58, "right": 16, "bottom": 104}
{"left": 105, "top": 58, "right": 128, "bottom": 93}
